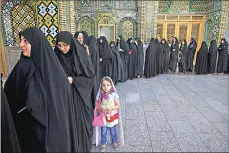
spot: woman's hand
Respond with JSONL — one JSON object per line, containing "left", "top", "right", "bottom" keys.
{"left": 68, "top": 77, "right": 73, "bottom": 84}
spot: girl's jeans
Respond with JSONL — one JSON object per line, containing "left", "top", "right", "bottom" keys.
{"left": 101, "top": 125, "right": 118, "bottom": 145}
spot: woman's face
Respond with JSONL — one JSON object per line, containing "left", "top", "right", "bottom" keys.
{"left": 221, "top": 40, "right": 224, "bottom": 44}
{"left": 20, "top": 35, "right": 31, "bottom": 57}
{"left": 162, "top": 40, "right": 165, "bottom": 44}
{"left": 100, "top": 39, "right": 103, "bottom": 44}
{"left": 182, "top": 40, "right": 185, "bottom": 45}
{"left": 77, "top": 33, "right": 84, "bottom": 44}
{"left": 57, "top": 42, "right": 70, "bottom": 54}
{"left": 102, "top": 79, "right": 112, "bottom": 93}
{"left": 173, "top": 37, "right": 176, "bottom": 42}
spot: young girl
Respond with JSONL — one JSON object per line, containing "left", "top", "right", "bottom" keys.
{"left": 95, "top": 76, "right": 120, "bottom": 152}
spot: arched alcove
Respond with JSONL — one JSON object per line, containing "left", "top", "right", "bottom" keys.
{"left": 118, "top": 17, "right": 137, "bottom": 41}
{"left": 78, "top": 16, "right": 95, "bottom": 36}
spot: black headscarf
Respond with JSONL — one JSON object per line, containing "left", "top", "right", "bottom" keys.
{"left": 74, "top": 31, "right": 90, "bottom": 46}
{"left": 119, "top": 35, "right": 129, "bottom": 51}
{"left": 182, "top": 39, "right": 188, "bottom": 53}
{"left": 190, "top": 38, "right": 197, "bottom": 47}
{"left": 161, "top": 38, "right": 170, "bottom": 51}
{"left": 4, "top": 27, "right": 72, "bottom": 152}
{"left": 55, "top": 31, "right": 95, "bottom": 78}
{"left": 98, "top": 36, "right": 113, "bottom": 60}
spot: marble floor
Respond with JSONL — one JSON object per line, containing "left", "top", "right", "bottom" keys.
{"left": 92, "top": 74, "right": 229, "bottom": 152}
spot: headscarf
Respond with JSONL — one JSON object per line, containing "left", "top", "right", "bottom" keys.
{"left": 190, "top": 38, "right": 197, "bottom": 48}
{"left": 118, "top": 35, "right": 129, "bottom": 51}
{"left": 55, "top": 31, "right": 95, "bottom": 77}
{"left": 98, "top": 36, "right": 113, "bottom": 59}
{"left": 95, "top": 76, "right": 118, "bottom": 104}
{"left": 74, "top": 31, "right": 90, "bottom": 46}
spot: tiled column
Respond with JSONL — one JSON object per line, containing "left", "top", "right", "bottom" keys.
{"left": 59, "top": 1, "right": 76, "bottom": 35}
{"left": 217, "top": 0, "right": 228, "bottom": 42}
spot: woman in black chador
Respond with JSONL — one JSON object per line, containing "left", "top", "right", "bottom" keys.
{"left": 168, "top": 37, "right": 179, "bottom": 73}
{"left": 195, "top": 41, "right": 209, "bottom": 74}
{"left": 110, "top": 41, "right": 124, "bottom": 85}
{"left": 208, "top": 40, "right": 217, "bottom": 74}
{"left": 144, "top": 38, "right": 157, "bottom": 78}
{"left": 134, "top": 37, "right": 144, "bottom": 77}
{"left": 155, "top": 38, "right": 162, "bottom": 75}
{"left": 88, "top": 35, "right": 101, "bottom": 106}
{"left": 127, "top": 38, "right": 138, "bottom": 80}
{"left": 109, "top": 41, "right": 118, "bottom": 84}
{"left": 178, "top": 39, "right": 188, "bottom": 73}
{"left": 54, "top": 31, "right": 95, "bottom": 152}
{"left": 116, "top": 35, "right": 129, "bottom": 82}
{"left": 2, "top": 74, "right": 21, "bottom": 153}
{"left": 160, "top": 38, "right": 170, "bottom": 73}
{"left": 186, "top": 38, "right": 197, "bottom": 73}
{"left": 98, "top": 36, "right": 113, "bottom": 78}
{"left": 217, "top": 38, "right": 228, "bottom": 74}
{"left": 4, "top": 27, "right": 73, "bottom": 152}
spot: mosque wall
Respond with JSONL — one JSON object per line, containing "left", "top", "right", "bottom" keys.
{"left": 1, "top": 0, "right": 225, "bottom": 46}
{"left": 157, "top": 0, "right": 224, "bottom": 46}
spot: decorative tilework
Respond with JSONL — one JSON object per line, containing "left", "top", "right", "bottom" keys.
{"left": 158, "top": 0, "right": 215, "bottom": 14}
{"left": 144, "top": 1, "right": 157, "bottom": 43}
{"left": 2, "top": 0, "right": 20, "bottom": 46}
{"left": 170, "top": 0, "right": 189, "bottom": 13}
{"left": 78, "top": 16, "right": 95, "bottom": 36}
{"left": 217, "top": 0, "right": 228, "bottom": 43}
{"left": 37, "top": 0, "right": 58, "bottom": 45}
{"left": 204, "top": 18, "right": 214, "bottom": 45}
{"left": 12, "top": 5, "right": 35, "bottom": 45}
{"left": 118, "top": 17, "right": 137, "bottom": 41}
{"left": 80, "top": 0, "right": 91, "bottom": 7}
{"left": 158, "top": 0, "right": 169, "bottom": 13}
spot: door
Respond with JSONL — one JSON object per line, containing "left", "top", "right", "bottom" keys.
{"left": 156, "top": 15, "right": 205, "bottom": 65}
{"left": 98, "top": 24, "right": 115, "bottom": 43}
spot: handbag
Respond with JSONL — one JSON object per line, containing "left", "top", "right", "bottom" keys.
{"left": 92, "top": 108, "right": 106, "bottom": 127}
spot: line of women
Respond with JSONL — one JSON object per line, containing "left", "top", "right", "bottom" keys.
{"left": 144, "top": 37, "right": 229, "bottom": 78}
{"left": 2, "top": 27, "right": 228, "bottom": 153}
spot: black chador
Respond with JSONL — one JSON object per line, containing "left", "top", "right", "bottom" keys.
{"left": 160, "top": 38, "right": 170, "bottom": 73}
{"left": 110, "top": 41, "right": 124, "bottom": 85}
{"left": 178, "top": 40, "right": 188, "bottom": 73}
{"left": 155, "top": 38, "right": 163, "bottom": 75}
{"left": 98, "top": 36, "right": 113, "bottom": 78}
{"left": 127, "top": 38, "right": 138, "bottom": 79}
{"left": 109, "top": 41, "right": 118, "bottom": 84}
{"left": 88, "top": 35, "right": 101, "bottom": 106}
{"left": 134, "top": 37, "right": 144, "bottom": 77}
{"left": 110, "top": 41, "right": 125, "bottom": 82}
{"left": 186, "top": 38, "right": 197, "bottom": 73}
{"left": 169, "top": 37, "right": 179, "bottom": 73}
{"left": 2, "top": 80, "right": 21, "bottom": 153}
{"left": 55, "top": 31, "right": 95, "bottom": 152}
{"left": 144, "top": 38, "right": 157, "bottom": 78}
{"left": 195, "top": 41, "right": 208, "bottom": 74}
{"left": 217, "top": 38, "right": 228, "bottom": 73}
{"left": 4, "top": 28, "right": 73, "bottom": 152}
{"left": 116, "top": 35, "right": 129, "bottom": 82}
{"left": 208, "top": 40, "right": 217, "bottom": 74}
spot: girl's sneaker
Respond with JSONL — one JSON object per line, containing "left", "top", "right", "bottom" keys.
{"left": 113, "top": 143, "right": 119, "bottom": 151}
{"left": 100, "top": 144, "right": 106, "bottom": 152}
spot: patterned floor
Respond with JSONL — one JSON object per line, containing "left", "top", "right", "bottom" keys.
{"left": 92, "top": 74, "right": 229, "bottom": 152}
